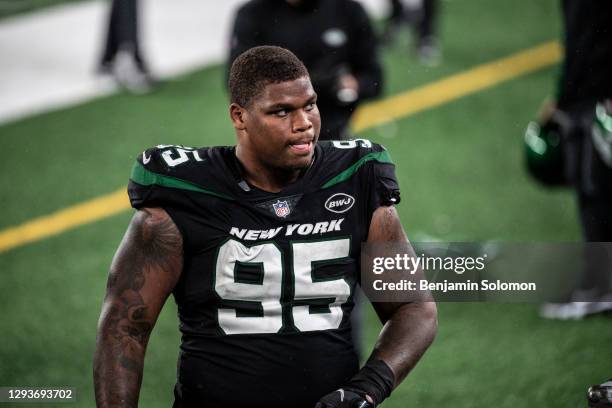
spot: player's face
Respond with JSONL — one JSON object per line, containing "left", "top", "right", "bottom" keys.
{"left": 245, "top": 76, "right": 320, "bottom": 171}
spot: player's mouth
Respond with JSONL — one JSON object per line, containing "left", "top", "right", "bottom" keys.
{"left": 288, "top": 139, "right": 313, "bottom": 155}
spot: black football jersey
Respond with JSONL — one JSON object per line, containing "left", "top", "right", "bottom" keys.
{"left": 128, "top": 140, "right": 400, "bottom": 408}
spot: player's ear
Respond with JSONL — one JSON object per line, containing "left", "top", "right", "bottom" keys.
{"left": 230, "top": 103, "right": 248, "bottom": 131}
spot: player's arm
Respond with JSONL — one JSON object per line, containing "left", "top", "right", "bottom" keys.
{"left": 93, "top": 208, "right": 183, "bottom": 408}
{"left": 366, "top": 205, "right": 438, "bottom": 385}
{"left": 316, "top": 205, "right": 436, "bottom": 408}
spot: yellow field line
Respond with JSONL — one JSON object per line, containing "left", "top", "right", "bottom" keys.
{"left": 352, "top": 41, "right": 562, "bottom": 131}
{"left": 0, "top": 189, "right": 130, "bottom": 253}
{"left": 0, "top": 41, "right": 562, "bottom": 254}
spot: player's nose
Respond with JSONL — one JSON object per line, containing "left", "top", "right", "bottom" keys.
{"left": 292, "top": 108, "right": 312, "bottom": 133}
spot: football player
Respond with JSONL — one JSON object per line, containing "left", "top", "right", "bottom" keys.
{"left": 93, "top": 46, "right": 437, "bottom": 408}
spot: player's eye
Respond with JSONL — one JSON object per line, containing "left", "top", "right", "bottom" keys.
{"left": 274, "top": 109, "right": 288, "bottom": 117}
{"left": 305, "top": 102, "right": 316, "bottom": 111}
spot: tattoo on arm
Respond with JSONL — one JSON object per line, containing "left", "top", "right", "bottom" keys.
{"left": 94, "top": 208, "right": 183, "bottom": 407}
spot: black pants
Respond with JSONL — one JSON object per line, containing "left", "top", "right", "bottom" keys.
{"left": 419, "top": 0, "right": 437, "bottom": 40}
{"left": 99, "top": 0, "right": 146, "bottom": 70}
{"left": 386, "top": 0, "right": 438, "bottom": 41}
{"left": 563, "top": 104, "right": 612, "bottom": 294}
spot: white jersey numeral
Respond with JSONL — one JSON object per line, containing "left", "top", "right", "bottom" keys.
{"left": 292, "top": 239, "right": 351, "bottom": 331}
{"left": 160, "top": 147, "right": 204, "bottom": 167}
{"left": 331, "top": 139, "right": 372, "bottom": 149}
{"left": 215, "top": 240, "right": 283, "bottom": 334}
{"left": 214, "top": 238, "right": 351, "bottom": 335}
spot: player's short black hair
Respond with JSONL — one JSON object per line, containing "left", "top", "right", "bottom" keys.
{"left": 229, "top": 45, "right": 309, "bottom": 107}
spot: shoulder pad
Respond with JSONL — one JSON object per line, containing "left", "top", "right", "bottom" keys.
{"left": 319, "top": 139, "right": 391, "bottom": 160}
{"left": 318, "top": 139, "right": 394, "bottom": 189}
{"left": 137, "top": 144, "right": 206, "bottom": 174}
{"left": 129, "top": 145, "right": 235, "bottom": 209}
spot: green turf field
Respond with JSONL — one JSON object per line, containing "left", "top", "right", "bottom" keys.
{"left": 1, "top": 0, "right": 610, "bottom": 407}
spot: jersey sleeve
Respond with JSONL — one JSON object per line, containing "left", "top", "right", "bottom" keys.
{"left": 318, "top": 140, "right": 401, "bottom": 210}
{"left": 128, "top": 145, "right": 230, "bottom": 210}
{"left": 128, "top": 146, "right": 188, "bottom": 210}
{"left": 366, "top": 143, "right": 401, "bottom": 211}
{"left": 128, "top": 146, "right": 219, "bottom": 253}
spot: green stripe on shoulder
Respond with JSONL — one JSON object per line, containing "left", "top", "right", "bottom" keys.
{"left": 322, "top": 150, "right": 394, "bottom": 189}
{"left": 130, "top": 162, "right": 234, "bottom": 200}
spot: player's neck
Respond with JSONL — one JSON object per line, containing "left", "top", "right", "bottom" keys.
{"left": 243, "top": 167, "right": 300, "bottom": 193}
{"left": 234, "top": 149, "right": 302, "bottom": 193}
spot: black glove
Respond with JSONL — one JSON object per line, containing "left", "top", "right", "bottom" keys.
{"left": 314, "top": 388, "right": 373, "bottom": 408}
{"left": 314, "top": 359, "right": 394, "bottom": 408}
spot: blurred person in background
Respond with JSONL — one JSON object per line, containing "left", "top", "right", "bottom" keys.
{"left": 382, "top": 0, "right": 441, "bottom": 66}
{"left": 538, "top": 0, "right": 612, "bottom": 319}
{"left": 98, "top": 0, "right": 154, "bottom": 94}
{"left": 227, "top": 0, "right": 383, "bottom": 140}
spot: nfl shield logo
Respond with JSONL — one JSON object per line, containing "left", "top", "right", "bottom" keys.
{"left": 272, "top": 200, "right": 291, "bottom": 218}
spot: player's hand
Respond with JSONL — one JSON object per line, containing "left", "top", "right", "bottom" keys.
{"left": 335, "top": 73, "right": 359, "bottom": 104}
{"left": 537, "top": 97, "right": 557, "bottom": 125}
{"left": 536, "top": 97, "right": 571, "bottom": 131}
{"left": 338, "top": 73, "right": 359, "bottom": 94}
{"left": 314, "top": 388, "right": 374, "bottom": 408}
